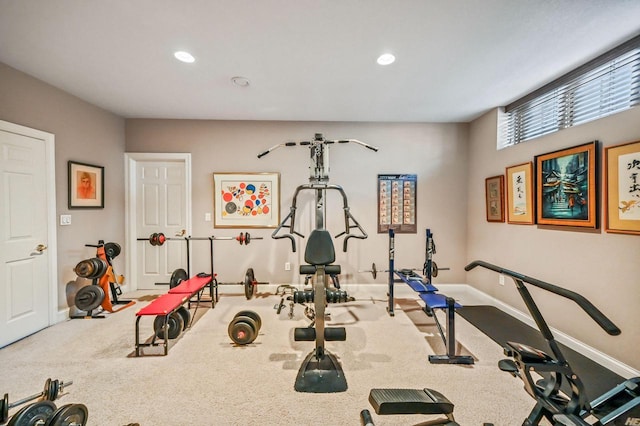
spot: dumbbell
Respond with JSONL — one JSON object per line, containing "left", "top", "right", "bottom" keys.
{"left": 1, "top": 379, "right": 72, "bottom": 424}
{"left": 228, "top": 310, "right": 262, "bottom": 345}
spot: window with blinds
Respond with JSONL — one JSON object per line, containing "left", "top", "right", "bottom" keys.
{"left": 500, "top": 35, "right": 640, "bottom": 149}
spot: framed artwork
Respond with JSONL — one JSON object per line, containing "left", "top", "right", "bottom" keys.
{"left": 604, "top": 140, "right": 640, "bottom": 235}
{"left": 485, "top": 175, "right": 505, "bottom": 222}
{"left": 535, "top": 141, "right": 597, "bottom": 228}
{"left": 506, "top": 162, "right": 534, "bottom": 224}
{"left": 377, "top": 174, "right": 417, "bottom": 233}
{"left": 68, "top": 161, "right": 104, "bottom": 209}
{"left": 213, "top": 172, "right": 280, "bottom": 228}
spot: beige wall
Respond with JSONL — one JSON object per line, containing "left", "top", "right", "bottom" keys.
{"left": 125, "top": 120, "right": 470, "bottom": 285}
{"left": 0, "top": 62, "right": 126, "bottom": 311}
{"left": 466, "top": 106, "right": 640, "bottom": 370}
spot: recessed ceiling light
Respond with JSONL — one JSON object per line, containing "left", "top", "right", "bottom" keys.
{"left": 174, "top": 51, "right": 195, "bottom": 63}
{"left": 377, "top": 53, "right": 396, "bottom": 65}
{"left": 231, "top": 76, "right": 250, "bottom": 87}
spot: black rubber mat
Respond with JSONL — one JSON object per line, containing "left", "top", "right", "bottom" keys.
{"left": 457, "top": 305, "right": 625, "bottom": 399}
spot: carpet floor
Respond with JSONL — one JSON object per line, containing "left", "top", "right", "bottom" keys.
{"left": 0, "top": 286, "right": 554, "bottom": 425}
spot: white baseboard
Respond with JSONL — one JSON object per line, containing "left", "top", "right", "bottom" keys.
{"left": 457, "top": 284, "right": 640, "bottom": 379}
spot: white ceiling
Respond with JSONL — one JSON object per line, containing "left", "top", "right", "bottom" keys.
{"left": 1, "top": 1, "right": 640, "bottom": 123}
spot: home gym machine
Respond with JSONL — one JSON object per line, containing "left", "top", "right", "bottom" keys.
{"left": 258, "top": 133, "right": 378, "bottom": 393}
{"left": 466, "top": 260, "right": 640, "bottom": 426}
{"left": 72, "top": 240, "right": 135, "bottom": 318}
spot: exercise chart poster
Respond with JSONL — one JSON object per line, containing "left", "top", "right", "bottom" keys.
{"left": 378, "top": 174, "right": 417, "bottom": 233}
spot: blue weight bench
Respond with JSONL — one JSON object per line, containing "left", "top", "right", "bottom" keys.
{"left": 387, "top": 229, "right": 473, "bottom": 365}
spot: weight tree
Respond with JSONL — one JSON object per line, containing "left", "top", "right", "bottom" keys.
{"left": 258, "top": 133, "right": 378, "bottom": 393}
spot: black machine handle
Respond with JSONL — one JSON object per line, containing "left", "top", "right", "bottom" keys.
{"left": 257, "top": 137, "right": 379, "bottom": 158}
{"left": 464, "top": 260, "right": 620, "bottom": 336}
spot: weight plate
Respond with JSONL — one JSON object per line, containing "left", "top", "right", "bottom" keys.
{"left": 74, "top": 285, "right": 105, "bottom": 312}
{"left": 371, "top": 262, "right": 377, "bottom": 280}
{"left": 169, "top": 268, "right": 188, "bottom": 289}
{"left": 244, "top": 232, "right": 251, "bottom": 245}
{"left": 46, "top": 379, "right": 59, "bottom": 401}
{"left": 225, "top": 202, "right": 237, "bottom": 214}
{"left": 2, "top": 393, "right": 9, "bottom": 424}
{"left": 228, "top": 316, "right": 257, "bottom": 345}
{"left": 243, "top": 268, "right": 256, "bottom": 300}
{"left": 8, "top": 401, "right": 57, "bottom": 426}
{"left": 45, "top": 403, "right": 88, "bottom": 426}
{"left": 104, "top": 242, "right": 121, "bottom": 260}
{"left": 154, "top": 312, "right": 184, "bottom": 339}
{"left": 176, "top": 306, "right": 191, "bottom": 331}
{"left": 432, "top": 261, "right": 439, "bottom": 278}
{"left": 234, "top": 310, "right": 261, "bottom": 331}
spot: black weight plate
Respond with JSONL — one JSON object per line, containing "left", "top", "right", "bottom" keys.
{"left": 8, "top": 401, "right": 57, "bottom": 426}
{"left": 2, "top": 393, "right": 9, "bottom": 424}
{"left": 104, "top": 242, "right": 121, "bottom": 260}
{"left": 371, "top": 262, "right": 377, "bottom": 280}
{"left": 228, "top": 316, "right": 257, "bottom": 345}
{"left": 432, "top": 261, "right": 439, "bottom": 278}
{"left": 45, "top": 403, "right": 88, "bottom": 426}
{"left": 46, "top": 379, "right": 59, "bottom": 401}
{"left": 74, "top": 285, "right": 105, "bottom": 312}
{"left": 154, "top": 312, "right": 184, "bottom": 339}
{"left": 234, "top": 310, "right": 261, "bottom": 331}
{"left": 243, "top": 268, "right": 256, "bottom": 300}
{"left": 169, "top": 268, "right": 188, "bottom": 289}
{"left": 176, "top": 306, "right": 190, "bottom": 331}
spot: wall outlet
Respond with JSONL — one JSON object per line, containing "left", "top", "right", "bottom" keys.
{"left": 499, "top": 274, "right": 505, "bottom": 286}
{"left": 204, "top": 212, "right": 211, "bottom": 222}
{"left": 60, "top": 214, "right": 71, "bottom": 226}
{"left": 285, "top": 262, "right": 291, "bottom": 271}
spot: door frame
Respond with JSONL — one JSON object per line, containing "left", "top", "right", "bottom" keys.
{"left": 0, "top": 120, "right": 58, "bottom": 325}
{"left": 124, "top": 153, "right": 192, "bottom": 291}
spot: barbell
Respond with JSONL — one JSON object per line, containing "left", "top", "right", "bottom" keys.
{"left": 144, "top": 232, "right": 262, "bottom": 246}
{"left": 1, "top": 379, "right": 72, "bottom": 424}
{"left": 358, "top": 262, "right": 449, "bottom": 279}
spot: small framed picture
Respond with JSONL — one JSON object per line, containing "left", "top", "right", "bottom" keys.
{"left": 68, "top": 161, "right": 104, "bottom": 209}
{"left": 485, "top": 175, "right": 505, "bottom": 222}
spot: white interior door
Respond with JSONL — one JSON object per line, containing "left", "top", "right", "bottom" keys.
{"left": 125, "top": 154, "right": 191, "bottom": 291}
{"left": 0, "top": 120, "right": 56, "bottom": 348}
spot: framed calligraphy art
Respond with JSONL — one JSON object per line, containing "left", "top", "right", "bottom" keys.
{"left": 535, "top": 141, "right": 597, "bottom": 229}
{"left": 485, "top": 175, "right": 505, "bottom": 222}
{"left": 506, "top": 162, "right": 534, "bottom": 225}
{"left": 213, "top": 172, "right": 280, "bottom": 228}
{"left": 605, "top": 140, "right": 640, "bottom": 235}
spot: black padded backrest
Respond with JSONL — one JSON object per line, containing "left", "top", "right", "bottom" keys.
{"left": 304, "top": 229, "right": 335, "bottom": 265}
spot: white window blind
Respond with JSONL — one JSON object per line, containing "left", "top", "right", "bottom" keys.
{"left": 500, "top": 35, "right": 640, "bottom": 149}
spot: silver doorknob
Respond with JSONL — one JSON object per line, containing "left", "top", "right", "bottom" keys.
{"left": 36, "top": 244, "right": 48, "bottom": 253}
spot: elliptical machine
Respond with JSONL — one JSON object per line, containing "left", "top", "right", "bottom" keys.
{"left": 258, "top": 133, "right": 378, "bottom": 393}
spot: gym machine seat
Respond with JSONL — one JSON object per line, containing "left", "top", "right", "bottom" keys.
{"left": 368, "top": 388, "right": 458, "bottom": 425}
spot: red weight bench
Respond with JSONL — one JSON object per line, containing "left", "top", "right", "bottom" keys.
{"left": 135, "top": 275, "right": 213, "bottom": 356}
{"left": 135, "top": 293, "right": 188, "bottom": 356}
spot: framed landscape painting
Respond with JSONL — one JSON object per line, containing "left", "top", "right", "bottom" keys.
{"left": 535, "top": 141, "right": 597, "bottom": 228}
